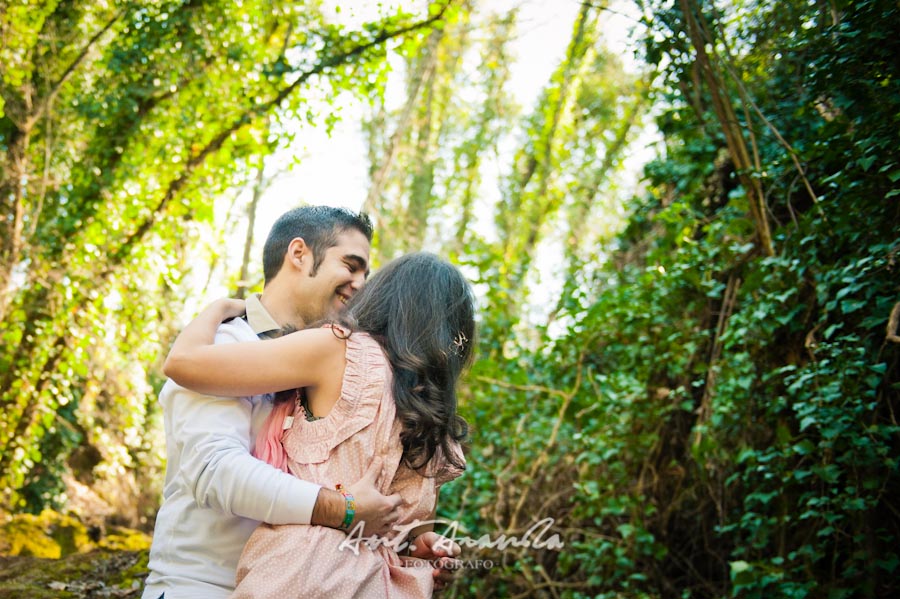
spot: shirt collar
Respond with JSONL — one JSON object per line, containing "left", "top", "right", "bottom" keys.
{"left": 245, "top": 293, "right": 281, "bottom": 338}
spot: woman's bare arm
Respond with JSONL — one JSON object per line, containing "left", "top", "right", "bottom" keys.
{"left": 163, "top": 299, "right": 344, "bottom": 396}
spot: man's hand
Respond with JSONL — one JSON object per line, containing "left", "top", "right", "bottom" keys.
{"left": 347, "top": 460, "right": 402, "bottom": 536}
{"left": 312, "top": 459, "right": 401, "bottom": 536}
{"left": 407, "top": 531, "right": 462, "bottom": 592}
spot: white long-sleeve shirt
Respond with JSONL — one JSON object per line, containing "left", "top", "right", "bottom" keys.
{"left": 143, "top": 298, "right": 320, "bottom": 599}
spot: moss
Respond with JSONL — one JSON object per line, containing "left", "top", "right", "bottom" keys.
{"left": 0, "top": 510, "right": 90, "bottom": 559}
{"left": 0, "top": 548, "right": 149, "bottom": 598}
{"left": 0, "top": 511, "right": 151, "bottom": 597}
{"left": 0, "top": 517, "right": 61, "bottom": 558}
{"left": 112, "top": 549, "right": 150, "bottom": 591}
{"left": 41, "top": 511, "right": 90, "bottom": 557}
{"left": 96, "top": 526, "right": 152, "bottom": 552}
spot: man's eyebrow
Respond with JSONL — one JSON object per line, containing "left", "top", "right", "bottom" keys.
{"left": 344, "top": 254, "right": 370, "bottom": 276}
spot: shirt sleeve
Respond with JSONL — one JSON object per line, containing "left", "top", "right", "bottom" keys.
{"left": 162, "top": 324, "right": 320, "bottom": 524}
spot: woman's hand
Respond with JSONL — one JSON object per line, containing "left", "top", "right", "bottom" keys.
{"left": 208, "top": 297, "right": 246, "bottom": 322}
{"left": 406, "top": 531, "right": 462, "bottom": 592}
{"left": 164, "top": 298, "right": 246, "bottom": 386}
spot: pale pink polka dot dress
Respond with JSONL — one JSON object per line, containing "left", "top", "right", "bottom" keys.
{"left": 232, "top": 330, "right": 464, "bottom": 599}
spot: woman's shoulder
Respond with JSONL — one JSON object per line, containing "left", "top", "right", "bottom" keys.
{"left": 277, "top": 326, "right": 347, "bottom": 380}
{"left": 295, "top": 325, "right": 347, "bottom": 352}
{"left": 320, "top": 325, "right": 384, "bottom": 360}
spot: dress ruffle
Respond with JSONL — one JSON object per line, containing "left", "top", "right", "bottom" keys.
{"left": 282, "top": 327, "right": 388, "bottom": 465}
{"left": 431, "top": 441, "right": 466, "bottom": 486}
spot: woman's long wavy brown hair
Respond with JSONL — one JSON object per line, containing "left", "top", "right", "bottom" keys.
{"left": 336, "top": 252, "right": 475, "bottom": 474}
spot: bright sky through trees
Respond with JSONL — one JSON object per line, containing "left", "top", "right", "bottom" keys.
{"left": 202, "top": 0, "right": 644, "bottom": 313}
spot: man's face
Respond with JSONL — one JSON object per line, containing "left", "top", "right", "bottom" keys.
{"left": 298, "top": 229, "right": 370, "bottom": 323}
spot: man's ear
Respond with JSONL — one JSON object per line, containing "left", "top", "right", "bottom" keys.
{"left": 286, "top": 237, "right": 310, "bottom": 272}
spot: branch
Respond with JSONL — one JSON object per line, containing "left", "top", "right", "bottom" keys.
{"left": 887, "top": 301, "right": 900, "bottom": 343}
{"left": 270, "top": 1, "right": 456, "bottom": 111}
{"left": 712, "top": 17, "right": 823, "bottom": 213}
{"left": 693, "top": 273, "right": 741, "bottom": 446}
{"left": 508, "top": 348, "right": 589, "bottom": 530}
{"left": 474, "top": 375, "right": 570, "bottom": 398}
{"left": 99, "top": 0, "right": 458, "bottom": 278}
{"left": 32, "top": 9, "right": 124, "bottom": 127}
{"left": 363, "top": 27, "right": 443, "bottom": 216}
{"left": 679, "top": 0, "right": 774, "bottom": 256}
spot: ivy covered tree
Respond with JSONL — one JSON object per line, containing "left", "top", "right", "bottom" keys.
{"left": 0, "top": 0, "right": 457, "bottom": 518}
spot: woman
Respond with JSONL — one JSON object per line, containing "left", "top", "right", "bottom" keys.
{"left": 164, "top": 252, "right": 475, "bottom": 598}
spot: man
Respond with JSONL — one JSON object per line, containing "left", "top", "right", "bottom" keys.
{"left": 144, "top": 206, "right": 459, "bottom": 599}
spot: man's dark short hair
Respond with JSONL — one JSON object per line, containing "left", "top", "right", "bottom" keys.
{"left": 262, "top": 206, "right": 373, "bottom": 284}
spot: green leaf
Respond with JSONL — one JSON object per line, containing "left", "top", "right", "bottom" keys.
{"left": 840, "top": 299, "right": 866, "bottom": 314}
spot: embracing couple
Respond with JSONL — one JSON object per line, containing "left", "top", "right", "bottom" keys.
{"left": 142, "top": 206, "right": 475, "bottom": 598}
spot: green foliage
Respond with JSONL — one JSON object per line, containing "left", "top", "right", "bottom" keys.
{"left": 0, "top": 0, "right": 458, "bottom": 518}
{"left": 441, "top": 0, "right": 899, "bottom": 596}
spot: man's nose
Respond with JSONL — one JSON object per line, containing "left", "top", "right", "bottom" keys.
{"left": 349, "top": 271, "right": 366, "bottom": 291}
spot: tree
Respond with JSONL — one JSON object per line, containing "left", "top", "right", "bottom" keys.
{"left": 0, "top": 0, "right": 458, "bottom": 514}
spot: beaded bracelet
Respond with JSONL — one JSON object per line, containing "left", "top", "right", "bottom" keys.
{"left": 335, "top": 483, "right": 356, "bottom": 531}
